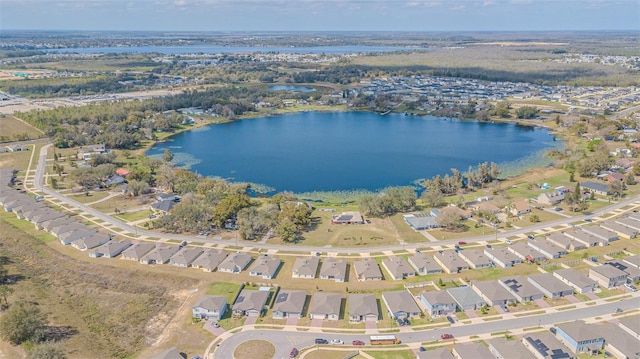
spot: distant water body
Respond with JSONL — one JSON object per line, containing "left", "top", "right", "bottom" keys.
{"left": 146, "top": 112, "right": 561, "bottom": 193}
{"left": 50, "top": 45, "right": 424, "bottom": 55}
{"left": 268, "top": 85, "right": 316, "bottom": 92}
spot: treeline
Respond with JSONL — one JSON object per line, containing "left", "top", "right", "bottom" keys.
{"left": 421, "top": 162, "right": 500, "bottom": 207}
{"left": 0, "top": 74, "right": 153, "bottom": 98}
{"left": 359, "top": 187, "right": 417, "bottom": 217}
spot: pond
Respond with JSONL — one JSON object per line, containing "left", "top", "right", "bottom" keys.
{"left": 147, "top": 111, "right": 561, "bottom": 193}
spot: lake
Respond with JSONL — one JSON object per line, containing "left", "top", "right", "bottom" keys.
{"left": 146, "top": 112, "right": 561, "bottom": 193}
{"left": 50, "top": 45, "right": 424, "bottom": 55}
{"left": 268, "top": 85, "right": 316, "bottom": 92}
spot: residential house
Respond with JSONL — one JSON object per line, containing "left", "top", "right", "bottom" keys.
{"left": 170, "top": 247, "right": 204, "bottom": 267}
{"left": 619, "top": 315, "right": 640, "bottom": 338}
{"left": 614, "top": 217, "right": 640, "bottom": 234}
{"left": 272, "top": 290, "right": 307, "bottom": 319}
{"left": 308, "top": 292, "right": 342, "bottom": 320}
{"left": 527, "top": 239, "right": 566, "bottom": 259}
{"left": 419, "top": 290, "right": 457, "bottom": 317}
{"left": 319, "top": 258, "right": 348, "bottom": 282}
{"left": 537, "top": 191, "right": 565, "bottom": 206}
{"left": 523, "top": 332, "right": 575, "bottom": 359}
{"left": 622, "top": 254, "right": 640, "bottom": 269}
{"left": 469, "top": 280, "right": 517, "bottom": 306}
{"left": 103, "top": 174, "right": 126, "bottom": 187}
{"left": 437, "top": 205, "right": 472, "bottom": 220}
{"left": 71, "top": 233, "right": 110, "bottom": 251}
{"left": 151, "top": 199, "right": 177, "bottom": 213}
{"left": 149, "top": 347, "right": 183, "bottom": 359}
{"left": 408, "top": 253, "right": 442, "bottom": 275}
{"left": 605, "top": 172, "right": 626, "bottom": 182}
{"left": 471, "top": 201, "right": 501, "bottom": 215}
{"left": 121, "top": 242, "right": 156, "bottom": 261}
{"left": 15, "top": 204, "right": 45, "bottom": 219}
{"left": 353, "top": 259, "right": 383, "bottom": 281}
{"left": 416, "top": 348, "right": 454, "bottom": 359}
{"left": 403, "top": 213, "right": 439, "bottom": 230}
{"left": 78, "top": 144, "right": 109, "bottom": 160}
{"left": 331, "top": 211, "right": 364, "bottom": 224}
{"left": 2, "top": 198, "right": 34, "bottom": 212}
{"left": 381, "top": 256, "right": 415, "bottom": 280}
{"left": 527, "top": 273, "right": 574, "bottom": 298}
{"left": 291, "top": 256, "right": 320, "bottom": 279}
{"left": 348, "top": 293, "right": 379, "bottom": 322}
{"left": 381, "top": 290, "right": 421, "bottom": 319}
{"left": 552, "top": 269, "right": 599, "bottom": 294}
{"left": 248, "top": 255, "right": 282, "bottom": 279}
{"left": 488, "top": 337, "right": 536, "bottom": 359}
{"left": 217, "top": 252, "right": 253, "bottom": 274}
{"left": 140, "top": 246, "right": 180, "bottom": 265}
{"left": 30, "top": 210, "right": 65, "bottom": 228}
{"left": 484, "top": 247, "right": 522, "bottom": 268}
{"left": 59, "top": 228, "right": 96, "bottom": 245}
{"left": 498, "top": 276, "right": 544, "bottom": 303}
{"left": 598, "top": 322, "right": 640, "bottom": 359}
{"left": 555, "top": 321, "right": 604, "bottom": 355}
{"left": 191, "top": 249, "right": 227, "bottom": 272}
{"left": 562, "top": 230, "right": 601, "bottom": 248}
{"left": 434, "top": 250, "right": 469, "bottom": 274}
{"left": 508, "top": 242, "right": 546, "bottom": 263}
{"left": 447, "top": 286, "right": 485, "bottom": 311}
{"left": 605, "top": 260, "right": 640, "bottom": 282}
{"left": 510, "top": 200, "right": 531, "bottom": 216}
{"left": 580, "top": 181, "right": 609, "bottom": 196}
{"left": 546, "top": 233, "right": 585, "bottom": 251}
{"left": 192, "top": 295, "right": 227, "bottom": 320}
{"left": 600, "top": 220, "right": 638, "bottom": 239}
{"left": 41, "top": 217, "right": 74, "bottom": 232}
{"left": 458, "top": 249, "right": 492, "bottom": 269}
{"left": 452, "top": 343, "right": 494, "bottom": 359}
{"left": 232, "top": 289, "right": 269, "bottom": 317}
{"left": 50, "top": 222, "right": 86, "bottom": 238}
{"left": 589, "top": 264, "right": 628, "bottom": 288}
{"left": 580, "top": 226, "right": 619, "bottom": 243}
{"left": 89, "top": 239, "right": 132, "bottom": 258}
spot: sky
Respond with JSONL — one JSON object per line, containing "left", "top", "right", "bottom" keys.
{"left": 1, "top": 0, "right": 639, "bottom": 32}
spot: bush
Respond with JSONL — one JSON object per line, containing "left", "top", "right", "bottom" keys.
{"left": 0, "top": 301, "right": 47, "bottom": 345}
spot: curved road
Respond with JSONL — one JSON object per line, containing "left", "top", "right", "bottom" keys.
{"left": 213, "top": 296, "right": 640, "bottom": 359}
{"left": 34, "top": 144, "right": 640, "bottom": 254}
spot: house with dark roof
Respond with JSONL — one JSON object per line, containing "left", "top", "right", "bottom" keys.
{"left": 291, "top": 256, "right": 319, "bottom": 279}
{"left": 217, "top": 252, "right": 252, "bottom": 274}
{"left": 354, "top": 259, "right": 383, "bottom": 281}
{"left": 170, "top": 247, "right": 204, "bottom": 267}
{"left": 248, "top": 255, "right": 281, "bottom": 279}
{"left": 272, "top": 290, "right": 307, "bottom": 319}
{"left": 381, "top": 256, "right": 415, "bottom": 280}
{"left": 121, "top": 242, "right": 156, "bottom": 261}
{"left": 553, "top": 269, "right": 598, "bottom": 294}
{"left": 528, "top": 273, "right": 574, "bottom": 298}
{"left": 419, "top": 290, "right": 457, "bottom": 317}
{"left": 308, "top": 292, "right": 342, "bottom": 320}
{"left": 522, "top": 332, "right": 575, "bottom": 359}
{"left": 447, "top": 286, "right": 485, "bottom": 311}
{"left": 555, "top": 321, "right": 604, "bottom": 355}
{"left": 470, "top": 280, "right": 517, "bottom": 306}
{"left": 319, "top": 258, "right": 347, "bottom": 282}
{"left": 589, "top": 264, "right": 628, "bottom": 288}
{"left": 403, "top": 213, "right": 439, "bottom": 230}
{"left": 89, "top": 239, "right": 132, "bottom": 258}
{"left": 484, "top": 247, "right": 522, "bottom": 268}
{"left": 605, "top": 260, "right": 640, "bottom": 281}
{"left": 381, "top": 290, "right": 421, "bottom": 319}
{"left": 232, "top": 289, "right": 269, "bottom": 317}
{"left": 191, "top": 249, "right": 227, "bottom": 272}
{"left": 408, "top": 253, "right": 442, "bottom": 275}
{"left": 140, "top": 246, "right": 180, "bottom": 265}
{"left": 348, "top": 293, "right": 379, "bottom": 322}
{"left": 192, "top": 295, "right": 227, "bottom": 320}
{"left": 151, "top": 199, "right": 177, "bottom": 213}
{"left": 580, "top": 181, "right": 609, "bottom": 196}
{"left": 498, "top": 276, "right": 544, "bottom": 303}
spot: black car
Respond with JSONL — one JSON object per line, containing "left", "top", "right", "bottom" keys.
{"left": 446, "top": 316, "right": 455, "bottom": 324}
{"left": 315, "top": 338, "right": 328, "bottom": 344}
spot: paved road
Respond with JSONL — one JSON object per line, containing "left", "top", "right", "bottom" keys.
{"left": 213, "top": 295, "right": 640, "bottom": 359}
{"left": 33, "top": 143, "right": 640, "bottom": 254}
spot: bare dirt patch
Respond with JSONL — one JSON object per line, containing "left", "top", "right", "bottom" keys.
{"left": 233, "top": 340, "right": 275, "bottom": 359}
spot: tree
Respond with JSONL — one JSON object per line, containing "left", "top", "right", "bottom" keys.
{"left": 436, "top": 211, "right": 466, "bottom": 232}
{"left": 0, "top": 285, "right": 14, "bottom": 308}
{"left": 0, "top": 301, "right": 47, "bottom": 345}
{"left": 438, "top": 278, "right": 444, "bottom": 287}
{"left": 626, "top": 172, "right": 636, "bottom": 186}
{"left": 608, "top": 180, "right": 623, "bottom": 199}
{"left": 421, "top": 188, "right": 444, "bottom": 208}
{"left": 275, "top": 217, "right": 298, "bottom": 242}
{"left": 515, "top": 106, "right": 539, "bottom": 119}
{"left": 529, "top": 214, "right": 540, "bottom": 223}
{"left": 28, "top": 342, "right": 67, "bottom": 359}
{"left": 237, "top": 205, "right": 278, "bottom": 241}
{"left": 162, "top": 149, "right": 174, "bottom": 163}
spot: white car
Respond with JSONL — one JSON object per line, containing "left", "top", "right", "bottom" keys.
{"left": 624, "top": 283, "right": 638, "bottom": 292}
{"left": 330, "top": 339, "right": 344, "bottom": 345}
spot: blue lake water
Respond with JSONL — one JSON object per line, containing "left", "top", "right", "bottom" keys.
{"left": 50, "top": 45, "right": 424, "bottom": 55}
{"left": 268, "top": 85, "right": 316, "bottom": 92}
{"left": 146, "top": 112, "right": 561, "bottom": 193}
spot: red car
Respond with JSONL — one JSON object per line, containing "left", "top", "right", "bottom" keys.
{"left": 441, "top": 334, "right": 454, "bottom": 340}
{"left": 457, "top": 241, "right": 467, "bottom": 245}
{"left": 352, "top": 340, "right": 365, "bottom": 346}
{"left": 290, "top": 348, "right": 298, "bottom": 358}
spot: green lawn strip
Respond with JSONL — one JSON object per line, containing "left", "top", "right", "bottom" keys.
{"left": 364, "top": 350, "right": 416, "bottom": 359}
{"left": 114, "top": 209, "right": 153, "bottom": 222}
{"left": 1, "top": 213, "right": 57, "bottom": 243}
{"left": 483, "top": 316, "right": 503, "bottom": 321}
{"left": 207, "top": 282, "right": 243, "bottom": 305}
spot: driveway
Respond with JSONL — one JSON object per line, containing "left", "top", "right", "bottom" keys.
{"left": 494, "top": 305, "right": 506, "bottom": 314}
{"left": 464, "top": 309, "right": 478, "bottom": 318}
{"left": 585, "top": 292, "right": 599, "bottom": 300}
{"left": 311, "top": 318, "right": 324, "bottom": 327}
{"left": 286, "top": 317, "right": 299, "bottom": 326}
{"left": 565, "top": 295, "right": 581, "bottom": 304}
{"left": 203, "top": 320, "right": 226, "bottom": 336}
{"left": 365, "top": 320, "right": 377, "bottom": 330}
{"left": 244, "top": 316, "right": 258, "bottom": 326}
{"left": 535, "top": 298, "right": 549, "bottom": 308}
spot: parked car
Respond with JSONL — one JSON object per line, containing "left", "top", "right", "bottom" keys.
{"left": 550, "top": 327, "right": 557, "bottom": 334}
{"left": 505, "top": 240, "right": 512, "bottom": 245}
{"left": 458, "top": 241, "right": 467, "bottom": 245}
{"left": 486, "top": 244, "right": 492, "bottom": 249}
{"left": 614, "top": 307, "right": 623, "bottom": 313}
{"left": 502, "top": 304, "right": 510, "bottom": 313}
{"left": 624, "top": 283, "right": 638, "bottom": 292}
{"left": 441, "top": 334, "right": 454, "bottom": 340}
{"left": 352, "top": 340, "right": 365, "bottom": 346}
{"left": 315, "top": 338, "right": 328, "bottom": 344}
{"left": 330, "top": 339, "right": 344, "bottom": 345}
{"left": 403, "top": 318, "right": 410, "bottom": 326}
{"left": 584, "top": 218, "right": 592, "bottom": 222}
{"left": 419, "top": 347, "right": 426, "bottom": 352}
{"left": 527, "top": 235, "right": 535, "bottom": 240}
{"left": 179, "top": 241, "right": 188, "bottom": 247}
{"left": 148, "top": 214, "right": 156, "bottom": 219}
{"left": 212, "top": 322, "right": 220, "bottom": 328}
{"left": 290, "top": 348, "right": 298, "bottom": 358}
{"left": 446, "top": 316, "right": 455, "bottom": 324}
